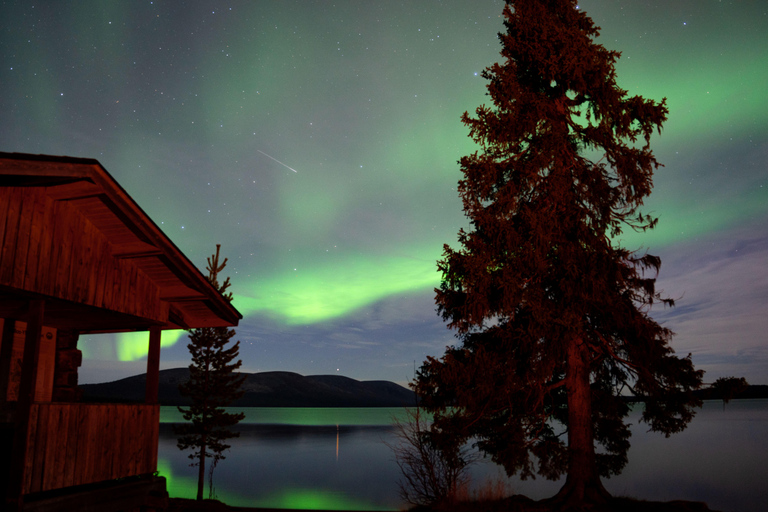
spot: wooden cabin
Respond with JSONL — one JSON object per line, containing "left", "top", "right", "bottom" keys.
{"left": 0, "top": 153, "right": 242, "bottom": 511}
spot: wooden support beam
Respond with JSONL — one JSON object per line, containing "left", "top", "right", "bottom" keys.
{"left": 17, "top": 300, "right": 46, "bottom": 404}
{"left": 0, "top": 318, "right": 16, "bottom": 401}
{"left": 6, "top": 299, "right": 45, "bottom": 511}
{"left": 145, "top": 327, "right": 161, "bottom": 404}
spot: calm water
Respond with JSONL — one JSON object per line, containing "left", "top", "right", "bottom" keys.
{"left": 157, "top": 400, "right": 768, "bottom": 511}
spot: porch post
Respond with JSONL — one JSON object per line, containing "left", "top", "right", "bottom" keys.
{"left": 6, "top": 299, "right": 45, "bottom": 510}
{"left": 145, "top": 326, "right": 161, "bottom": 404}
{"left": 0, "top": 318, "right": 16, "bottom": 401}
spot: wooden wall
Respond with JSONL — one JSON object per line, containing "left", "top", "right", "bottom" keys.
{"left": 23, "top": 403, "right": 160, "bottom": 494}
{"left": 0, "top": 186, "right": 163, "bottom": 323}
{"left": 0, "top": 318, "right": 56, "bottom": 402}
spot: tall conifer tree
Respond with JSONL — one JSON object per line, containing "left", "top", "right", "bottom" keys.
{"left": 176, "top": 245, "right": 245, "bottom": 501}
{"left": 415, "top": 1, "right": 703, "bottom": 505}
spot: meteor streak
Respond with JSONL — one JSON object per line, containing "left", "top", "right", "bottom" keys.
{"left": 257, "top": 150, "right": 298, "bottom": 173}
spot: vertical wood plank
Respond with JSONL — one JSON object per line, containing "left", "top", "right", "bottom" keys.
{"left": 81, "top": 220, "right": 96, "bottom": 304}
{"left": 135, "top": 270, "right": 146, "bottom": 318}
{"left": 53, "top": 201, "right": 73, "bottom": 298}
{"left": 101, "top": 254, "right": 115, "bottom": 310}
{"left": 124, "top": 405, "right": 136, "bottom": 476}
{"left": 115, "top": 259, "right": 126, "bottom": 314}
{"left": 69, "top": 215, "right": 87, "bottom": 304}
{"left": 125, "top": 264, "right": 136, "bottom": 316}
{"left": 21, "top": 403, "right": 39, "bottom": 494}
{"left": 111, "top": 404, "right": 124, "bottom": 480}
{"left": 63, "top": 403, "right": 79, "bottom": 488}
{"left": 36, "top": 194, "right": 56, "bottom": 294}
{"left": 0, "top": 318, "right": 15, "bottom": 401}
{"left": 135, "top": 405, "right": 146, "bottom": 474}
{"left": 11, "top": 188, "right": 35, "bottom": 289}
{"left": 22, "top": 188, "right": 48, "bottom": 291}
{"left": 79, "top": 404, "right": 96, "bottom": 486}
{"left": 83, "top": 222, "right": 96, "bottom": 305}
{"left": 41, "top": 404, "right": 62, "bottom": 491}
{"left": 56, "top": 405, "right": 71, "bottom": 489}
{"left": 93, "top": 403, "right": 106, "bottom": 481}
{"left": 0, "top": 188, "right": 23, "bottom": 284}
{"left": 38, "top": 199, "right": 59, "bottom": 297}
{"left": 94, "top": 403, "right": 108, "bottom": 484}
{"left": 136, "top": 405, "right": 146, "bottom": 475}
{"left": 94, "top": 404, "right": 109, "bottom": 483}
{"left": 73, "top": 403, "right": 91, "bottom": 487}
{"left": 0, "top": 188, "right": 12, "bottom": 252}
{"left": 103, "top": 403, "right": 116, "bottom": 480}
{"left": 148, "top": 404, "right": 160, "bottom": 473}
{"left": 39, "top": 404, "right": 54, "bottom": 491}
{"left": 28, "top": 403, "right": 49, "bottom": 493}
{"left": 141, "top": 405, "right": 151, "bottom": 475}
{"left": 80, "top": 403, "right": 95, "bottom": 486}
{"left": 92, "top": 233, "right": 108, "bottom": 308}
{"left": 63, "top": 203, "right": 79, "bottom": 302}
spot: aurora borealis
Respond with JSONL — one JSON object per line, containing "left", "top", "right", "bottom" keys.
{"left": 1, "top": 1, "right": 766, "bottom": 385}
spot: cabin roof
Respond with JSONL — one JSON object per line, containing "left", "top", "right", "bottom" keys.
{"left": 0, "top": 152, "right": 242, "bottom": 333}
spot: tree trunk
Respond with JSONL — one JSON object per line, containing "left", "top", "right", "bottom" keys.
{"left": 552, "top": 338, "right": 610, "bottom": 507}
{"left": 197, "top": 438, "right": 206, "bottom": 501}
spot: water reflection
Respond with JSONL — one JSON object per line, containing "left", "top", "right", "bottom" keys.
{"left": 158, "top": 400, "right": 768, "bottom": 512}
{"left": 158, "top": 422, "right": 401, "bottom": 510}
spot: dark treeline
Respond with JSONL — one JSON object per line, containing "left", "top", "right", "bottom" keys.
{"left": 622, "top": 384, "right": 767, "bottom": 403}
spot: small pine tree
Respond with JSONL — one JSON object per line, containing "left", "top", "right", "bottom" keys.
{"left": 175, "top": 245, "right": 245, "bottom": 501}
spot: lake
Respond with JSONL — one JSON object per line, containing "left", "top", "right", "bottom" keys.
{"left": 157, "top": 400, "right": 768, "bottom": 512}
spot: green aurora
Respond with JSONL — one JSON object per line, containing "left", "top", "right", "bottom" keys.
{"left": 1, "top": 1, "right": 766, "bottom": 382}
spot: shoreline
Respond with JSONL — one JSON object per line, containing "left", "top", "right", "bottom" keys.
{"left": 167, "top": 495, "right": 720, "bottom": 512}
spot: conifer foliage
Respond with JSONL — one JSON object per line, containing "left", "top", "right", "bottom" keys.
{"left": 176, "top": 245, "right": 245, "bottom": 501}
{"left": 415, "top": 1, "right": 703, "bottom": 506}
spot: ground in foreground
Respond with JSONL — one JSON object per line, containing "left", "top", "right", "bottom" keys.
{"left": 414, "top": 494, "right": 719, "bottom": 512}
{"left": 168, "top": 495, "right": 719, "bottom": 512}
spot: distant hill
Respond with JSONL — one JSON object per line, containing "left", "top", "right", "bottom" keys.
{"left": 80, "top": 368, "right": 417, "bottom": 408}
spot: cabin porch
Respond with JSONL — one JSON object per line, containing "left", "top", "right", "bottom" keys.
{"left": 0, "top": 314, "right": 168, "bottom": 512}
{"left": 1, "top": 154, "right": 242, "bottom": 511}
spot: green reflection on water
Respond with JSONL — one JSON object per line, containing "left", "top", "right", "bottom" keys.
{"left": 160, "top": 406, "right": 413, "bottom": 426}
{"left": 157, "top": 458, "right": 197, "bottom": 498}
{"left": 234, "top": 488, "right": 388, "bottom": 511}
{"left": 157, "top": 458, "right": 391, "bottom": 510}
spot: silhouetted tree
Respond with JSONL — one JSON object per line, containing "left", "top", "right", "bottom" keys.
{"left": 415, "top": 1, "right": 703, "bottom": 507}
{"left": 388, "top": 405, "right": 476, "bottom": 507}
{"left": 175, "top": 245, "right": 245, "bottom": 501}
{"left": 711, "top": 376, "right": 748, "bottom": 410}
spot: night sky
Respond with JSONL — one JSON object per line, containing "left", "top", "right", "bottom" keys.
{"left": 1, "top": 1, "right": 766, "bottom": 386}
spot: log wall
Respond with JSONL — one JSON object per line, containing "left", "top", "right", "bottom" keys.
{"left": 0, "top": 187, "right": 163, "bottom": 323}
{"left": 23, "top": 403, "right": 160, "bottom": 494}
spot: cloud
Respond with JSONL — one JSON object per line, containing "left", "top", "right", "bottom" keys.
{"left": 653, "top": 218, "right": 768, "bottom": 382}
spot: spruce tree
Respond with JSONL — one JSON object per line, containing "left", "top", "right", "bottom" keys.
{"left": 415, "top": 1, "right": 703, "bottom": 506}
{"left": 176, "top": 245, "right": 245, "bottom": 501}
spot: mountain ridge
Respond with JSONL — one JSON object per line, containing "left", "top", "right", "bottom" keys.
{"left": 80, "top": 368, "right": 417, "bottom": 407}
